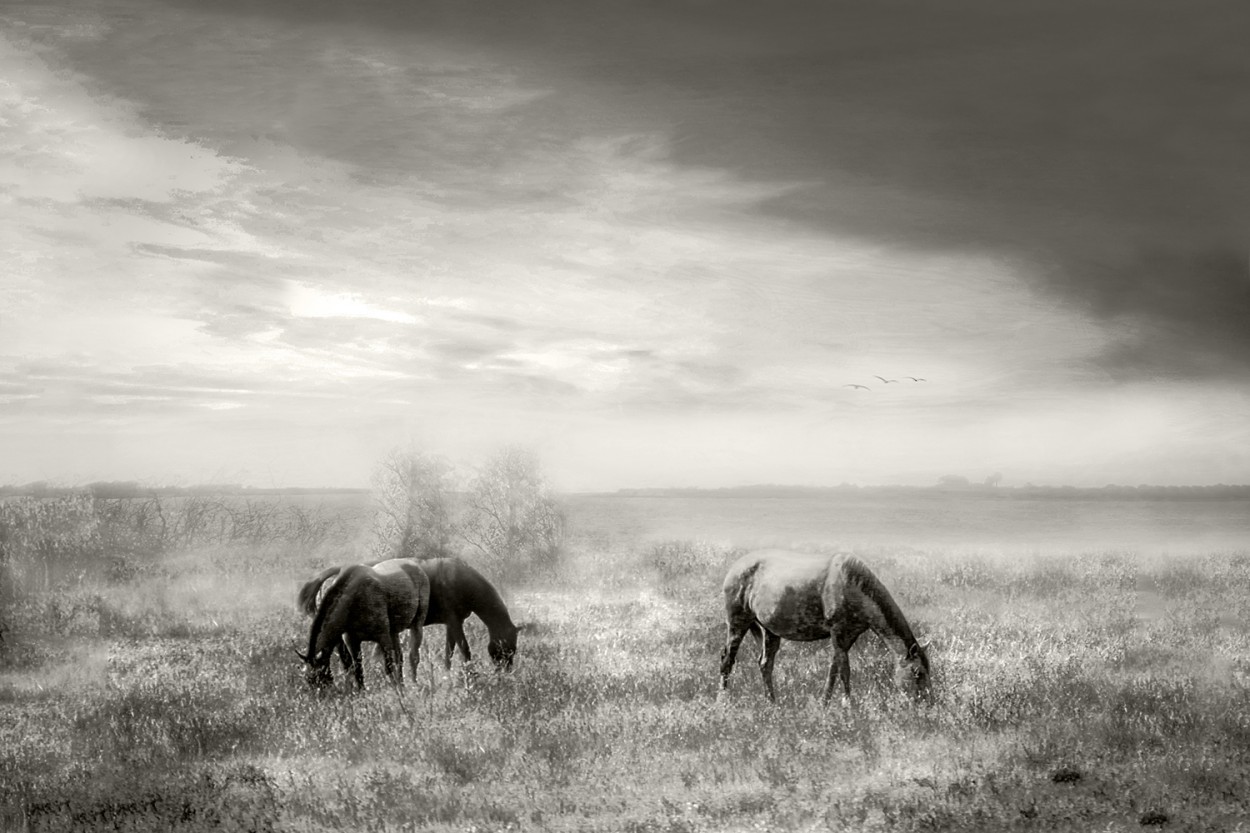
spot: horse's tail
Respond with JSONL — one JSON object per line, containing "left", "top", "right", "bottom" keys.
{"left": 723, "top": 557, "right": 761, "bottom": 615}
{"left": 410, "top": 565, "right": 431, "bottom": 630}
{"left": 297, "top": 566, "right": 341, "bottom": 617}
{"left": 307, "top": 568, "right": 353, "bottom": 660}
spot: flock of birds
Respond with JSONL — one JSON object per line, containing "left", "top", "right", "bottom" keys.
{"left": 843, "top": 375, "right": 927, "bottom": 391}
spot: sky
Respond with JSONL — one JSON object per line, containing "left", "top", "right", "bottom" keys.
{"left": 1, "top": 0, "right": 1248, "bottom": 491}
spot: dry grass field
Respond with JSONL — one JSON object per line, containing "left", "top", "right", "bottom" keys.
{"left": 2, "top": 492, "right": 1249, "bottom": 832}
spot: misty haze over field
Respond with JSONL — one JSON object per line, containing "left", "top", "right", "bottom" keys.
{"left": 2, "top": 0, "right": 1248, "bottom": 491}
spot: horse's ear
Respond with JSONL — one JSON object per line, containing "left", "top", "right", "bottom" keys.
{"left": 908, "top": 642, "right": 927, "bottom": 659}
{"left": 293, "top": 648, "right": 310, "bottom": 663}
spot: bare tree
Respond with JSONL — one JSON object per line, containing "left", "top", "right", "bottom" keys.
{"left": 460, "top": 446, "right": 564, "bottom": 569}
{"left": 370, "top": 448, "right": 458, "bottom": 560}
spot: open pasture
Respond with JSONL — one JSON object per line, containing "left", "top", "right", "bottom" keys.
{"left": 2, "top": 493, "right": 1249, "bottom": 831}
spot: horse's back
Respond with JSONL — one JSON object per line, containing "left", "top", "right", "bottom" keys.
{"left": 372, "top": 558, "right": 430, "bottom": 599}
{"left": 419, "top": 556, "right": 494, "bottom": 625}
{"left": 313, "top": 565, "right": 393, "bottom": 648}
{"left": 724, "top": 550, "right": 846, "bottom": 642}
{"left": 724, "top": 549, "right": 838, "bottom": 597}
{"left": 370, "top": 559, "right": 429, "bottom": 627}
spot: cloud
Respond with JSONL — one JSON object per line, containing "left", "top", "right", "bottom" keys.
{"left": 286, "top": 281, "right": 420, "bottom": 325}
{"left": 0, "top": 34, "right": 246, "bottom": 207}
{"left": 1062, "top": 247, "right": 1250, "bottom": 379}
{"left": 3, "top": 1, "right": 1247, "bottom": 488}
{"left": 308, "top": 0, "right": 1246, "bottom": 384}
{"left": 0, "top": 29, "right": 290, "bottom": 372}
{"left": 55, "top": 0, "right": 1241, "bottom": 388}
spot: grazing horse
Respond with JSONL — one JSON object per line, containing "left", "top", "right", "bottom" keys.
{"left": 297, "top": 556, "right": 521, "bottom": 671}
{"left": 419, "top": 557, "right": 521, "bottom": 670}
{"left": 296, "top": 560, "right": 430, "bottom": 690}
{"left": 719, "top": 550, "right": 931, "bottom": 703}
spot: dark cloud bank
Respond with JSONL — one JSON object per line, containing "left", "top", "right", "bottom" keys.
{"left": 27, "top": 0, "right": 1248, "bottom": 380}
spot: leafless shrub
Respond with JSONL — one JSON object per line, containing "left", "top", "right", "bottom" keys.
{"left": 369, "top": 448, "right": 458, "bottom": 560}
{"left": 1, "top": 494, "right": 101, "bottom": 594}
{"left": 459, "top": 446, "right": 564, "bottom": 573}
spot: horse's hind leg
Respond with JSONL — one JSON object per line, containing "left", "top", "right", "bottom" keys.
{"left": 346, "top": 636, "right": 366, "bottom": 690}
{"left": 384, "top": 630, "right": 403, "bottom": 685}
{"left": 758, "top": 628, "right": 782, "bottom": 702}
{"left": 408, "top": 625, "right": 423, "bottom": 680}
{"left": 718, "top": 620, "right": 752, "bottom": 692}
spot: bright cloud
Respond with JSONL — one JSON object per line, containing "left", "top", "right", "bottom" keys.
{"left": 286, "top": 281, "right": 419, "bottom": 324}
{"left": 0, "top": 36, "right": 245, "bottom": 205}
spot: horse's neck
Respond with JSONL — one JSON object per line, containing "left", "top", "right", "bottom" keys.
{"left": 846, "top": 561, "right": 916, "bottom": 655}
{"left": 470, "top": 586, "right": 515, "bottom": 635}
{"left": 309, "top": 575, "right": 352, "bottom": 658}
{"left": 309, "top": 601, "right": 341, "bottom": 660}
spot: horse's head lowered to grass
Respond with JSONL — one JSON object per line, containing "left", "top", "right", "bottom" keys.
{"left": 487, "top": 622, "right": 525, "bottom": 671}
{"left": 894, "top": 640, "right": 932, "bottom": 702}
{"left": 294, "top": 647, "right": 334, "bottom": 690}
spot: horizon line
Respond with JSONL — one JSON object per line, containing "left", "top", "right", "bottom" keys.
{"left": 3, "top": 480, "right": 1249, "bottom": 496}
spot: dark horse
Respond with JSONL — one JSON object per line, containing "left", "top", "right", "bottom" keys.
{"left": 719, "top": 550, "right": 931, "bottom": 703}
{"left": 298, "top": 556, "right": 521, "bottom": 671}
{"left": 296, "top": 559, "right": 430, "bottom": 689}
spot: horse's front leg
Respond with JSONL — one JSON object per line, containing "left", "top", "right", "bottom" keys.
{"left": 445, "top": 620, "right": 471, "bottom": 668}
{"left": 335, "top": 638, "right": 352, "bottom": 672}
{"left": 443, "top": 624, "right": 457, "bottom": 670}
{"left": 823, "top": 645, "right": 852, "bottom": 705}
{"left": 758, "top": 628, "right": 782, "bottom": 702}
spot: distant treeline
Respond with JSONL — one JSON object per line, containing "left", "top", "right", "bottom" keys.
{"left": 0, "top": 482, "right": 369, "bottom": 499}
{"left": 610, "top": 483, "right": 1250, "bottom": 501}
{"left": 5, "top": 481, "right": 1250, "bottom": 502}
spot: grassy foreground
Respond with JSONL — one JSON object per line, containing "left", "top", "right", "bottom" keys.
{"left": 2, "top": 527, "right": 1249, "bottom": 831}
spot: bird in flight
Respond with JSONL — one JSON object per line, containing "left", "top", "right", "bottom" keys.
{"left": 844, "top": 384, "right": 870, "bottom": 390}
{"left": 905, "top": 376, "right": 926, "bottom": 382}
{"left": 873, "top": 376, "right": 898, "bottom": 384}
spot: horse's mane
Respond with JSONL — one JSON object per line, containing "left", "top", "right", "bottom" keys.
{"left": 442, "top": 558, "right": 516, "bottom": 630}
{"left": 840, "top": 556, "right": 918, "bottom": 647}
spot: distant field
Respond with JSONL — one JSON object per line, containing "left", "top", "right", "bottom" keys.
{"left": 2, "top": 494, "right": 1248, "bottom": 831}
{"left": 564, "top": 492, "right": 1250, "bottom": 554}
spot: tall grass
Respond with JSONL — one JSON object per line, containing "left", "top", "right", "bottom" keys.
{"left": 0, "top": 493, "right": 360, "bottom": 670}
{"left": 2, "top": 499, "right": 1250, "bottom": 831}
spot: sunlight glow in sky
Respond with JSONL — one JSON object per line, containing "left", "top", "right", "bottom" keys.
{"left": 2, "top": 1, "right": 1248, "bottom": 491}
